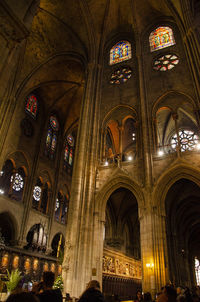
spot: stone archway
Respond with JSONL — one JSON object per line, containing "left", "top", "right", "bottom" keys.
{"left": 95, "top": 177, "right": 144, "bottom": 299}
{"left": 102, "top": 186, "right": 142, "bottom": 300}
{"left": 0, "top": 211, "right": 17, "bottom": 245}
{"left": 152, "top": 165, "right": 200, "bottom": 289}
{"left": 164, "top": 178, "right": 200, "bottom": 287}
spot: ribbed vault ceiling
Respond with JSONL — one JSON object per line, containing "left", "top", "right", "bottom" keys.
{"left": 17, "top": 0, "right": 184, "bottom": 133}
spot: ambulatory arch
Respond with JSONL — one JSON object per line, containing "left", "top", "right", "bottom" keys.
{"left": 95, "top": 175, "right": 145, "bottom": 222}
{"left": 153, "top": 164, "right": 200, "bottom": 215}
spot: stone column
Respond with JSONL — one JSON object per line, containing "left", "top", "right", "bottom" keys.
{"left": 181, "top": 1, "right": 200, "bottom": 105}
{"left": 62, "top": 62, "right": 102, "bottom": 298}
{"left": 153, "top": 118, "right": 158, "bottom": 153}
{"left": 91, "top": 212, "right": 105, "bottom": 283}
{"left": 139, "top": 204, "right": 169, "bottom": 297}
{"left": 137, "top": 39, "right": 153, "bottom": 188}
{"left": 118, "top": 124, "right": 124, "bottom": 160}
{"left": 172, "top": 112, "right": 181, "bottom": 156}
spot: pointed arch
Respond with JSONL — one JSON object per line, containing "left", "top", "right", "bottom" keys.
{"left": 153, "top": 164, "right": 200, "bottom": 214}
{"left": 95, "top": 175, "right": 144, "bottom": 221}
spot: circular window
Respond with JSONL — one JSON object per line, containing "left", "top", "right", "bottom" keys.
{"left": 110, "top": 67, "right": 132, "bottom": 84}
{"left": 11, "top": 173, "right": 24, "bottom": 191}
{"left": 171, "top": 130, "right": 199, "bottom": 152}
{"left": 67, "top": 134, "right": 74, "bottom": 147}
{"left": 153, "top": 54, "right": 179, "bottom": 71}
{"left": 50, "top": 116, "right": 59, "bottom": 131}
{"left": 33, "top": 186, "right": 42, "bottom": 201}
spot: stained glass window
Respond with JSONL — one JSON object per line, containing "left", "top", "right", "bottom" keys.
{"left": 32, "top": 178, "right": 42, "bottom": 210}
{"left": 64, "top": 145, "right": 69, "bottom": 162}
{"left": 55, "top": 192, "right": 68, "bottom": 224}
{"left": 51, "top": 134, "right": 57, "bottom": 154}
{"left": 110, "top": 41, "right": 131, "bottom": 65}
{"left": 61, "top": 196, "right": 68, "bottom": 224}
{"left": 171, "top": 130, "right": 199, "bottom": 152}
{"left": 110, "top": 66, "right": 132, "bottom": 84}
{"left": 11, "top": 173, "right": 24, "bottom": 191}
{"left": 69, "top": 148, "right": 73, "bottom": 166}
{"left": 33, "top": 186, "right": 42, "bottom": 202}
{"left": 67, "top": 134, "right": 74, "bottom": 147}
{"left": 195, "top": 258, "right": 200, "bottom": 286}
{"left": 45, "top": 116, "right": 59, "bottom": 159}
{"left": 55, "top": 193, "right": 62, "bottom": 222}
{"left": 25, "top": 94, "right": 38, "bottom": 119}
{"left": 50, "top": 116, "right": 59, "bottom": 131}
{"left": 46, "top": 129, "right": 52, "bottom": 149}
{"left": 149, "top": 27, "right": 175, "bottom": 52}
{"left": 9, "top": 167, "right": 25, "bottom": 201}
{"left": 153, "top": 54, "right": 179, "bottom": 71}
{"left": 64, "top": 133, "right": 75, "bottom": 172}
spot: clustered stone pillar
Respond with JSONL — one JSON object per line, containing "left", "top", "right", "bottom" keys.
{"left": 62, "top": 62, "right": 102, "bottom": 298}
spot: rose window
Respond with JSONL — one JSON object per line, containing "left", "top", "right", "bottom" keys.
{"left": 11, "top": 173, "right": 24, "bottom": 191}
{"left": 110, "top": 67, "right": 132, "bottom": 84}
{"left": 171, "top": 130, "right": 199, "bottom": 152}
{"left": 153, "top": 54, "right": 179, "bottom": 71}
{"left": 33, "top": 186, "right": 42, "bottom": 201}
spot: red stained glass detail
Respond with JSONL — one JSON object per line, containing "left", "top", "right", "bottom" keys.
{"left": 50, "top": 116, "right": 59, "bottom": 131}
{"left": 26, "top": 94, "right": 38, "bottom": 118}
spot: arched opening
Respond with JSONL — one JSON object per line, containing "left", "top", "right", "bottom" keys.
{"left": 122, "top": 118, "right": 137, "bottom": 161}
{"left": 0, "top": 212, "right": 16, "bottom": 245}
{"left": 51, "top": 233, "right": 65, "bottom": 259}
{"left": 165, "top": 178, "right": 200, "bottom": 287}
{"left": 103, "top": 187, "right": 141, "bottom": 300}
{"left": 25, "top": 224, "right": 47, "bottom": 252}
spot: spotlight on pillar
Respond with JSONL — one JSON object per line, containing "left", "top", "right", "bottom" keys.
{"left": 104, "top": 161, "right": 109, "bottom": 166}
{"left": 146, "top": 263, "right": 154, "bottom": 269}
{"left": 0, "top": 189, "right": 4, "bottom": 194}
{"left": 158, "top": 150, "right": 164, "bottom": 156}
{"left": 0, "top": 171, "right": 3, "bottom": 176}
{"left": 128, "top": 156, "right": 133, "bottom": 161}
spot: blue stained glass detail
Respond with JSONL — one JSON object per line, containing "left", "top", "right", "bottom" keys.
{"left": 46, "top": 128, "right": 52, "bottom": 148}
{"left": 110, "top": 41, "right": 131, "bottom": 65}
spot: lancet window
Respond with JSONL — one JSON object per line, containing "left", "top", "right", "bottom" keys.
{"left": 25, "top": 94, "right": 38, "bottom": 119}
{"left": 55, "top": 192, "right": 69, "bottom": 224}
{"left": 64, "top": 134, "right": 75, "bottom": 173}
{"left": 110, "top": 41, "right": 131, "bottom": 65}
{"left": 45, "top": 116, "right": 59, "bottom": 159}
{"left": 149, "top": 27, "right": 175, "bottom": 52}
